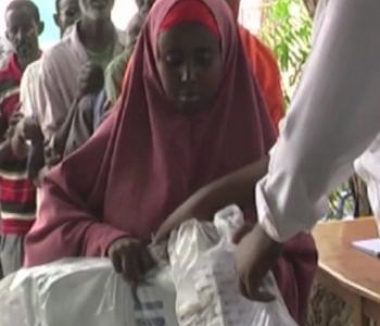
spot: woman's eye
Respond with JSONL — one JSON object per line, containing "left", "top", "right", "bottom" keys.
{"left": 164, "top": 52, "right": 183, "bottom": 67}
{"left": 195, "top": 50, "right": 214, "bottom": 67}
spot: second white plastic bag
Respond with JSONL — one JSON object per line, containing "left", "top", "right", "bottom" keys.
{"left": 167, "top": 205, "right": 297, "bottom": 326}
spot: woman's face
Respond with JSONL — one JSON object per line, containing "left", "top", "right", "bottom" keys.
{"left": 157, "top": 23, "right": 222, "bottom": 114}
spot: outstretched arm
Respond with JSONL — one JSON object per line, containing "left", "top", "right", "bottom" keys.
{"left": 236, "top": 0, "right": 380, "bottom": 299}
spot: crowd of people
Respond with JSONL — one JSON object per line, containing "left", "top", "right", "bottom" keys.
{"left": 0, "top": 0, "right": 318, "bottom": 324}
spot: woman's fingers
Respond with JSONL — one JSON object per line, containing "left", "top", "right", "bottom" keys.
{"left": 109, "top": 247, "right": 123, "bottom": 274}
{"left": 120, "top": 248, "right": 140, "bottom": 284}
{"left": 141, "top": 247, "right": 156, "bottom": 271}
{"left": 108, "top": 238, "right": 156, "bottom": 286}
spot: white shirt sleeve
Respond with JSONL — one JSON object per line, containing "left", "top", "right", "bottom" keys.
{"left": 37, "top": 54, "right": 68, "bottom": 141}
{"left": 19, "top": 61, "right": 41, "bottom": 119}
{"left": 256, "top": 0, "right": 380, "bottom": 242}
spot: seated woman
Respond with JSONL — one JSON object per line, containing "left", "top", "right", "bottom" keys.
{"left": 25, "top": 0, "right": 316, "bottom": 324}
{"left": 113, "top": 0, "right": 285, "bottom": 134}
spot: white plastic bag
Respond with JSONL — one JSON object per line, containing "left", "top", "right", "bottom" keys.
{"left": 0, "top": 258, "right": 178, "bottom": 326}
{"left": 168, "top": 205, "right": 297, "bottom": 326}
{"left": 0, "top": 205, "right": 297, "bottom": 326}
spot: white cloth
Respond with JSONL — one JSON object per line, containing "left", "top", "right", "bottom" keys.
{"left": 19, "top": 25, "right": 85, "bottom": 135}
{"left": 19, "top": 60, "right": 43, "bottom": 118}
{"left": 19, "top": 60, "right": 44, "bottom": 211}
{"left": 168, "top": 206, "right": 297, "bottom": 326}
{"left": 256, "top": 0, "right": 380, "bottom": 242}
{"left": 0, "top": 259, "right": 177, "bottom": 326}
{"left": 0, "top": 206, "right": 295, "bottom": 326}
{"left": 0, "top": 37, "right": 11, "bottom": 68}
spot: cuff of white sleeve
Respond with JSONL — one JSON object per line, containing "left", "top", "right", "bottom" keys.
{"left": 256, "top": 177, "right": 284, "bottom": 243}
{"left": 256, "top": 176, "right": 326, "bottom": 243}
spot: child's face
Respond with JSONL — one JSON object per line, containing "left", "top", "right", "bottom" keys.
{"left": 157, "top": 23, "right": 222, "bottom": 115}
{"left": 56, "top": 0, "right": 81, "bottom": 35}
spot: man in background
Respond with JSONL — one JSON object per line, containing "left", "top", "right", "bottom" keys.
{"left": 14, "top": 0, "right": 81, "bottom": 183}
{"left": 58, "top": 0, "right": 154, "bottom": 158}
{"left": 0, "top": 0, "right": 43, "bottom": 276}
{"left": 34, "top": 0, "right": 123, "bottom": 171}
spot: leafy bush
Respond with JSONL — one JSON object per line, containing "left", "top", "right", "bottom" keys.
{"left": 260, "top": 0, "right": 312, "bottom": 105}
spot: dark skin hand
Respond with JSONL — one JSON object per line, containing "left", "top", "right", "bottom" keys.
{"left": 10, "top": 114, "right": 42, "bottom": 160}
{"left": 20, "top": 116, "right": 42, "bottom": 141}
{"left": 8, "top": 111, "right": 28, "bottom": 160}
{"left": 108, "top": 237, "right": 156, "bottom": 288}
{"left": 233, "top": 223, "right": 282, "bottom": 301}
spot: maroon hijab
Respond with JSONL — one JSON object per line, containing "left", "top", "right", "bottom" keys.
{"left": 25, "top": 0, "right": 274, "bottom": 263}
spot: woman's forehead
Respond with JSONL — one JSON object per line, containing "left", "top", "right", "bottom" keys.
{"left": 145, "top": 0, "right": 233, "bottom": 59}
{"left": 158, "top": 23, "right": 220, "bottom": 51}
{"left": 148, "top": 0, "right": 224, "bottom": 34}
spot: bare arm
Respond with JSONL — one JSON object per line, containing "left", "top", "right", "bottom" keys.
{"left": 235, "top": 0, "right": 380, "bottom": 301}
{"left": 155, "top": 156, "right": 269, "bottom": 240}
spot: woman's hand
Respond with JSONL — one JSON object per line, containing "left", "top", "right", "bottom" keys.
{"left": 108, "top": 237, "right": 155, "bottom": 286}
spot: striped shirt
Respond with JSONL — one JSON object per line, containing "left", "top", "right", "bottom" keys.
{"left": 0, "top": 54, "right": 37, "bottom": 236}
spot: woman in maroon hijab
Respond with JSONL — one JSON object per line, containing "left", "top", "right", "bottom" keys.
{"left": 25, "top": 0, "right": 316, "bottom": 323}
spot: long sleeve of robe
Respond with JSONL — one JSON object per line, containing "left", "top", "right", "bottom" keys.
{"left": 256, "top": 0, "right": 380, "bottom": 241}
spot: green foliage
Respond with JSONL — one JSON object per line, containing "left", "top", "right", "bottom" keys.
{"left": 260, "top": 0, "right": 312, "bottom": 105}
{"left": 327, "top": 182, "right": 355, "bottom": 220}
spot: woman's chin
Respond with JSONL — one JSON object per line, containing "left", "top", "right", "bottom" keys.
{"left": 174, "top": 99, "right": 211, "bottom": 115}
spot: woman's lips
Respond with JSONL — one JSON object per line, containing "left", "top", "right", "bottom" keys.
{"left": 178, "top": 94, "right": 200, "bottom": 103}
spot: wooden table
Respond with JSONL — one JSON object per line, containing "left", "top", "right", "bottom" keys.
{"left": 313, "top": 218, "right": 380, "bottom": 326}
